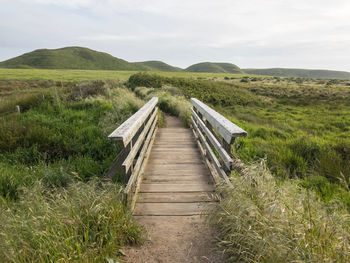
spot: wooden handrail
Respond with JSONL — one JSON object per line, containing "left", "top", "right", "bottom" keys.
{"left": 108, "top": 97, "right": 158, "bottom": 147}
{"left": 190, "top": 98, "right": 247, "bottom": 184}
{"left": 107, "top": 97, "right": 158, "bottom": 210}
{"left": 190, "top": 98, "right": 246, "bottom": 144}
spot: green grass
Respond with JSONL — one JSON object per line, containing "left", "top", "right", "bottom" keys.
{"left": 0, "top": 79, "right": 144, "bottom": 261}
{"left": 209, "top": 162, "right": 350, "bottom": 262}
{"left": 0, "top": 68, "right": 255, "bottom": 82}
{"left": 185, "top": 62, "right": 243, "bottom": 74}
{"left": 127, "top": 73, "right": 350, "bottom": 208}
{"left": 0, "top": 180, "right": 142, "bottom": 262}
{"left": 0, "top": 46, "right": 148, "bottom": 71}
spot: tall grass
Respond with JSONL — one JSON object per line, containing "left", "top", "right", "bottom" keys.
{"left": 128, "top": 73, "right": 350, "bottom": 209}
{"left": 0, "top": 180, "right": 142, "bottom": 262}
{"left": 134, "top": 86, "right": 191, "bottom": 126}
{"left": 210, "top": 160, "right": 350, "bottom": 262}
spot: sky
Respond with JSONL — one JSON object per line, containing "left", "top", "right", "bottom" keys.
{"left": 0, "top": 0, "right": 350, "bottom": 71}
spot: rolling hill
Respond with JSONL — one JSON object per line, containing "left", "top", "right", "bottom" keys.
{"left": 135, "top": 61, "right": 182, "bottom": 72}
{"left": 244, "top": 68, "right": 350, "bottom": 79}
{"left": 185, "top": 62, "right": 243, "bottom": 74}
{"left": 1, "top": 46, "right": 350, "bottom": 79}
{"left": 0, "top": 47, "right": 148, "bottom": 71}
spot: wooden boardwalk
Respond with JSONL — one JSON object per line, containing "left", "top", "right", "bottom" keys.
{"left": 134, "top": 116, "right": 217, "bottom": 216}
{"left": 108, "top": 97, "right": 247, "bottom": 262}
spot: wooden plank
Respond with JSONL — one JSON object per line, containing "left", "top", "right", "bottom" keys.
{"left": 191, "top": 117, "right": 232, "bottom": 186}
{"left": 108, "top": 97, "right": 158, "bottom": 146}
{"left": 133, "top": 202, "right": 216, "bottom": 216}
{"left": 137, "top": 192, "right": 217, "bottom": 203}
{"left": 143, "top": 175, "right": 211, "bottom": 183}
{"left": 191, "top": 124, "right": 222, "bottom": 185}
{"left": 122, "top": 109, "right": 157, "bottom": 174}
{"left": 129, "top": 126, "right": 158, "bottom": 211}
{"left": 124, "top": 114, "right": 158, "bottom": 195}
{"left": 139, "top": 183, "right": 214, "bottom": 192}
{"left": 190, "top": 98, "right": 247, "bottom": 143}
{"left": 145, "top": 163, "right": 209, "bottom": 171}
{"left": 148, "top": 159, "right": 203, "bottom": 165}
{"left": 191, "top": 108, "right": 233, "bottom": 171}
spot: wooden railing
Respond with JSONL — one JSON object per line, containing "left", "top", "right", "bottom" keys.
{"left": 107, "top": 97, "right": 158, "bottom": 210}
{"left": 190, "top": 98, "right": 247, "bottom": 185}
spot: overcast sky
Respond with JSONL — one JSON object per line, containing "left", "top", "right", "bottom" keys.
{"left": 1, "top": 0, "right": 350, "bottom": 71}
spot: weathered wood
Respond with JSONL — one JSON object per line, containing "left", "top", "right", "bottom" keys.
{"left": 129, "top": 126, "right": 158, "bottom": 211}
{"left": 124, "top": 114, "right": 158, "bottom": 195}
{"left": 108, "top": 97, "right": 158, "bottom": 146}
{"left": 190, "top": 98, "right": 247, "bottom": 144}
{"left": 122, "top": 109, "right": 157, "bottom": 174}
{"left": 134, "top": 202, "right": 216, "bottom": 216}
{"left": 137, "top": 192, "right": 216, "bottom": 203}
{"left": 140, "top": 183, "right": 214, "bottom": 193}
{"left": 191, "top": 121, "right": 222, "bottom": 185}
{"left": 191, "top": 108, "right": 233, "bottom": 170}
{"left": 133, "top": 115, "right": 217, "bottom": 217}
{"left": 191, "top": 117, "right": 232, "bottom": 186}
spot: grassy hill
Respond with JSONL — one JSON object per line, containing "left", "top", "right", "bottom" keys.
{"left": 0, "top": 47, "right": 148, "bottom": 71}
{"left": 185, "top": 62, "right": 243, "bottom": 74}
{"left": 135, "top": 61, "right": 182, "bottom": 72}
{"left": 244, "top": 68, "right": 350, "bottom": 79}
{"left": 2, "top": 46, "right": 350, "bottom": 79}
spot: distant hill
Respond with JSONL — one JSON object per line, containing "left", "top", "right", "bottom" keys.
{"left": 185, "top": 62, "right": 243, "bottom": 74}
{"left": 135, "top": 61, "right": 182, "bottom": 72}
{"left": 1, "top": 47, "right": 350, "bottom": 79}
{"left": 0, "top": 47, "right": 148, "bottom": 71}
{"left": 244, "top": 68, "right": 350, "bottom": 79}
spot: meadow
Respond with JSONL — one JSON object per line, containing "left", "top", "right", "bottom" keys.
{"left": 1, "top": 68, "right": 350, "bottom": 262}
{"left": 0, "top": 78, "right": 145, "bottom": 261}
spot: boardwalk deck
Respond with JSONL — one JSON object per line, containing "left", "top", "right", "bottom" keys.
{"left": 124, "top": 116, "right": 223, "bottom": 262}
{"left": 133, "top": 116, "right": 218, "bottom": 216}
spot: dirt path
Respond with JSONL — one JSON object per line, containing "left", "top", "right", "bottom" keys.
{"left": 124, "top": 216, "right": 224, "bottom": 263}
{"left": 123, "top": 116, "right": 225, "bottom": 262}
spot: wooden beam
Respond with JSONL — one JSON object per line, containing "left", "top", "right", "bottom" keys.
{"left": 122, "top": 109, "right": 157, "bottom": 174}
{"left": 108, "top": 97, "right": 158, "bottom": 147}
{"left": 190, "top": 98, "right": 247, "bottom": 144}
{"left": 191, "top": 108, "right": 233, "bottom": 171}
{"left": 191, "top": 117, "right": 232, "bottom": 186}
{"left": 124, "top": 114, "right": 158, "bottom": 197}
{"left": 130, "top": 126, "right": 158, "bottom": 211}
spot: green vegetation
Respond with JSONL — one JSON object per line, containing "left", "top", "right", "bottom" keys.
{"left": 0, "top": 68, "right": 251, "bottom": 82}
{"left": 128, "top": 73, "right": 350, "bottom": 207}
{"left": 0, "top": 79, "right": 144, "bottom": 261}
{"left": 2, "top": 46, "right": 350, "bottom": 79}
{"left": 0, "top": 46, "right": 149, "bottom": 71}
{"left": 244, "top": 67, "right": 350, "bottom": 79}
{"left": 128, "top": 72, "right": 350, "bottom": 261}
{"left": 1, "top": 67, "right": 349, "bottom": 262}
{"left": 210, "top": 162, "right": 350, "bottom": 262}
{"left": 185, "top": 62, "right": 243, "bottom": 74}
{"left": 135, "top": 60, "right": 182, "bottom": 72}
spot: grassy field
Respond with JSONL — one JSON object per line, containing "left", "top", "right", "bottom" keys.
{"left": 1, "top": 69, "right": 350, "bottom": 262}
{"left": 0, "top": 79, "right": 145, "bottom": 261}
{"left": 0, "top": 68, "right": 253, "bottom": 82}
{"left": 128, "top": 73, "right": 350, "bottom": 262}
{"left": 128, "top": 73, "right": 350, "bottom": 203}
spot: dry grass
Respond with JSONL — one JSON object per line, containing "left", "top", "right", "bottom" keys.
{"left": 210, "top": 160, "right": 350, "bottom": 262}
{"left": 0, "top": 180, "right": 142, "bottom": 262}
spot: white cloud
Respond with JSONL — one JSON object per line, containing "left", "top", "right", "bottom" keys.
{"left": 1, "top": 0, "right": 350, "bottom": 70}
